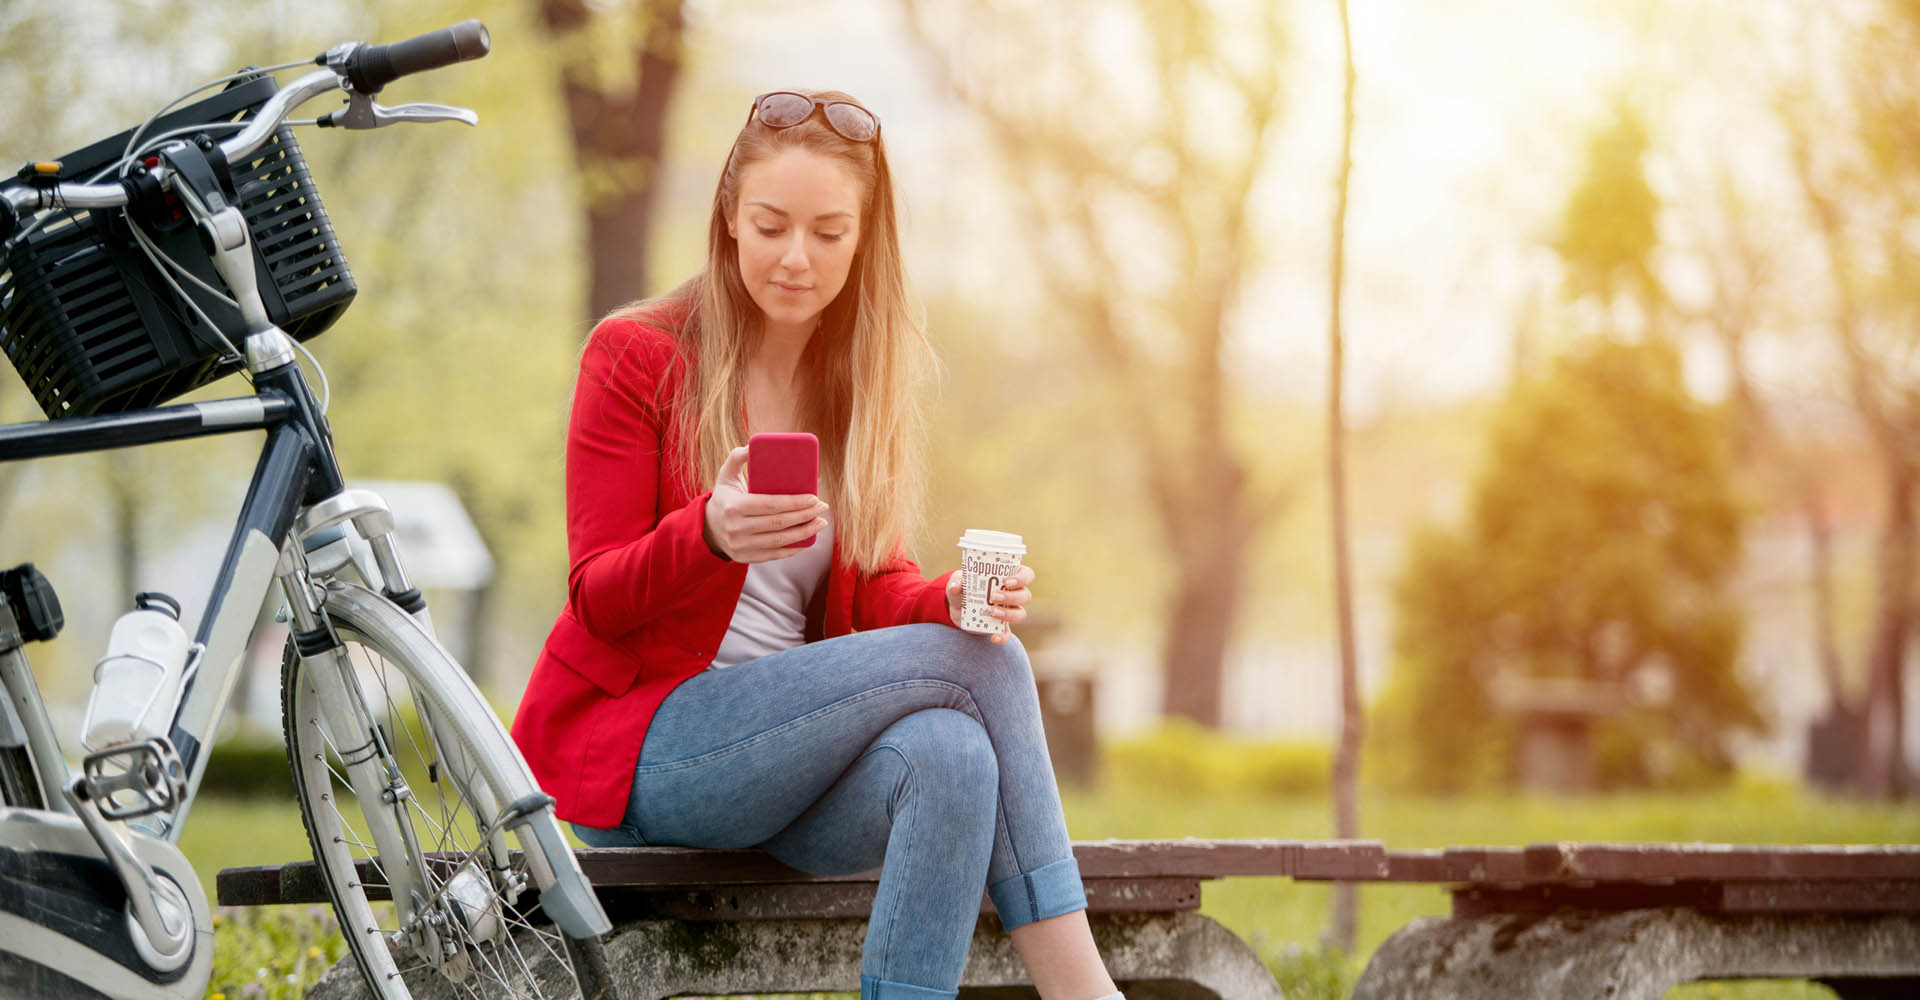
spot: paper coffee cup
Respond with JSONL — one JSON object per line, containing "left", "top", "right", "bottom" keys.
{"left": 957, "top": 529, "right": 1026, "bottom": 635}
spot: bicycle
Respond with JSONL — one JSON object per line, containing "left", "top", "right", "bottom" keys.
{"left": 0, "top": 20, "right": 617, "bottom": 999}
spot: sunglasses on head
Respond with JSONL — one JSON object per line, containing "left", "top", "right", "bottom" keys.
{"left": 750, "top": 91, "right": 880, "bottom": 143}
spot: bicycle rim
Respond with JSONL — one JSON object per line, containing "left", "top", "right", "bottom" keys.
{"left": 282, "top": 593, "right": 585, "bottom": 999}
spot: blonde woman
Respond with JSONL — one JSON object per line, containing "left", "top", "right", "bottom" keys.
{"left": 511, "top": 91, "right": 1125, "bottom": 1000}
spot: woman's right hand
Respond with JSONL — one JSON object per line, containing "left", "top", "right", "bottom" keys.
{"left": 703, "top": 445, "right": 828, "bottom": 562}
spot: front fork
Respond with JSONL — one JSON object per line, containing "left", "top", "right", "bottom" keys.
{"left": 278, "top": 491, "right": 514, "bottom": 967}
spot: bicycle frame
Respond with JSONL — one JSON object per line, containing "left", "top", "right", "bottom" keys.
{"left": 0, "top": 356, "right": 346, "bottom": 841}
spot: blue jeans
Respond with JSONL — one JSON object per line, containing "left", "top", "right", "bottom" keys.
{"left": 572, "top": 624, "right": 1087, "bottom": 1000}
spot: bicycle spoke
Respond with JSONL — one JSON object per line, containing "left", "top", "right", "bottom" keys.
{"left": 285, "top": 595, "right": 587, "bottom": 998}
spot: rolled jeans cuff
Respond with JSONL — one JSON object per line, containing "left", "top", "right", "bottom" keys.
{"left": 861, "top": 975, "right": 957, "bottom": 999}
{"left": 987, "top": 856, "right": 1088, "bottom": 931}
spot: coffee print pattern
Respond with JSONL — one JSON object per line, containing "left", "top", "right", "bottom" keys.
{"left": 960, "top": 549, "right": 1022, "bottom": 634}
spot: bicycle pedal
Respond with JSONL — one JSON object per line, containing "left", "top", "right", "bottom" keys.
{"left": 80, "top": 737, "right": 187, "bottom": 820}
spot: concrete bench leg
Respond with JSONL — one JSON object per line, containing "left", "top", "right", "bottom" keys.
{"left": 590, "top": 911, "right": 1283, "bottom": 1000}
{"left": 1351, "top": 909, "right": 1920, "bottom": 1000}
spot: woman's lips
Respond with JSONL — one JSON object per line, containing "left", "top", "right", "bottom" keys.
{"left": 774, "top": 281, "right": 811, "bottom": 294}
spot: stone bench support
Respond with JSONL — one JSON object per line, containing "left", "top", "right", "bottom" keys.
{"left": 307, "top": 910, "right": 1284, "bottom": 1000}
{"left": 1351, "top": 908, "right": 1920, "bottom": 1000}
{"left": 594, "top": 910, "right": 1281, "bottom": 1000}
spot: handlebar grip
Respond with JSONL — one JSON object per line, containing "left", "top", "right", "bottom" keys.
{"left": 343, "top": 19, "right": 491, "bottom": 95}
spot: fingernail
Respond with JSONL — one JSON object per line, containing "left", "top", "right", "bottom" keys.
{"left": 1003, "top": 577, "right": 1018, "bottom": 587}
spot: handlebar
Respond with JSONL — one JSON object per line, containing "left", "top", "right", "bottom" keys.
{"left": 0, "top": 20, "right": 490, "bottom": 229}
{"left": 336, "top": 19, "right": 492, "bottom": 95}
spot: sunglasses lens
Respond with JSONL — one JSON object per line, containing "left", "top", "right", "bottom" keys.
{"left": 757, "top": 93, "right": 813, "bottom": 127}
{"left": 824, "top": 103, "right": 878, "bottom": 141}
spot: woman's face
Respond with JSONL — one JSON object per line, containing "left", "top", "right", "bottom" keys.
{"left": 729, "top": 147, "right": 864, "bottom": 339}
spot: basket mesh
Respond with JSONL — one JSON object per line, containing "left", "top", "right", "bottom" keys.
{"left": 0, "top": 74, "right": 354, "bottom": 418}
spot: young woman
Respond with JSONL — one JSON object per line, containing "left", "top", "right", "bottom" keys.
{"left": 511, "top": 91, "right": 1125, "bottom": 1000}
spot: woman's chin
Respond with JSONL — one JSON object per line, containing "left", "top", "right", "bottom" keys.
{"left": 759, "top": 305, "right": 823, "bottom": 335}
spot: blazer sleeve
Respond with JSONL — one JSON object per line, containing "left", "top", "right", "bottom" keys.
{"left": 565, "top": 317, "right": 731, "bottom": 638}
{"left": 851, "top": 543, "right": 957, "bottom": 632}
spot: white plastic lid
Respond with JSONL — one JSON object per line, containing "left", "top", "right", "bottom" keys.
{"left": 957, "top": 529, "right": 1025, "bottom": 553}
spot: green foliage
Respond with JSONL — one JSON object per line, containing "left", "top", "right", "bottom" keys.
{"left": 1102, "top": 718, "right": 1331, "bottom": 798}
{"left": 1373, "top": 337, "right": 1761, "bottom": 792}
{"left": 1555, "top": 101, "right": 1663, "bottom": 317}
{"left": 206, "top": 905, "right": 347, "bottom": 1000}
{"left": 0, "top": 0, "right": 588, "bottom": 703}
{"left": 1263, "top": 941, "right": 1362, "bottom": 1000}
{"left": 199, "top": 734, "right": 294, "bottom": 799}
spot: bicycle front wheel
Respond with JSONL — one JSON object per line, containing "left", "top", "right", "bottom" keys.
{"left": 282, "top": 586, "right": 602, "bottom": 999}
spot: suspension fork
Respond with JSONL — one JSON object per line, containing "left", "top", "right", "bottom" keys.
{"left": 288, "top": 492, "right": 515, "bottom": 890}
{"left": 277, "top": 544, "right": 430, "bottom": 927}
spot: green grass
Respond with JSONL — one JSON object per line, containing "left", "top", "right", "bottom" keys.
{"left": 177, "top": 795, "right": 332, "bottom": 999}
{"left": 178, "top": 774, "right": 1920, "bottom": 999}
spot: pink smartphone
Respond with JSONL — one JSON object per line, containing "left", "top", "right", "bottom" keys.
{"left": 748, "top": 432, "right": 820, "bottom": 548}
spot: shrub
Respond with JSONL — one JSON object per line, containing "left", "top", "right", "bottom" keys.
{"left": 1101, "top": 719, "right": 1331, "bottom": 798}
{"left": 200, "top": 735, "right": 295, "bottom": 799}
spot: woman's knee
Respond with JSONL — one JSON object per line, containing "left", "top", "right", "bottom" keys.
{"left": 914, "top": 624, "right": 1034, "bottom": 695}
{"left": 881, "top": 708, "right": 998, "bottom": 807}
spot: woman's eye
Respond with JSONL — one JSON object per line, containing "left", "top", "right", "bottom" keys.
{"left": 818, "top": 232, "right": 846, "bottom": 243}
{"left": 755, "top": 226, "right": 782, "bottom": 238}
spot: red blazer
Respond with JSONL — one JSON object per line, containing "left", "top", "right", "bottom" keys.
{"left": 511, "top": 310, "right": 956, "bottom": 829}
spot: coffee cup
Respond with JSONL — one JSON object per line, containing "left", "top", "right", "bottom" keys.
{"left": 956, "top": 529, "right": 1026, "bottom": 635}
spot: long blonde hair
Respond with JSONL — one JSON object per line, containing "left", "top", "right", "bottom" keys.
{"left": 625, "top": 90, "right": 932, "bottom": 573}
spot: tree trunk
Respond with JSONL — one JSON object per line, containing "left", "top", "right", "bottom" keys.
{"left": 1862, "top": 462, "right": 1914, "bottom": 798}
{"left": 1804, "top": 481, "right": 1848, "bottom": 716}
{"left": 537, "top": 0, "right": 686, "bottom": 324}
{"left": 1158, "top": 458, "right": 1250, "bottom": 728}
{"left": 1328, "top": 0, "right": 1363, "bottom": 953}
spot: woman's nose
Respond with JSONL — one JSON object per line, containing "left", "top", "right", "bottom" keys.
{"left": 780, "top": 233, "right": 809, "bottom": 272}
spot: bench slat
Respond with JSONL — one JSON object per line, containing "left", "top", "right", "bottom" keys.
{"left": 215, "top": 839, "right": 1920, "bottom": 908}
{"left": 595, "top": 876, "right": 1204, "bottom": 921}
{"left": 1341, "top": 844, "right": 1920, "bottom": 885}
{"left": 1453, "top": 878, "right": 1920, "bottom": 917}
{"left": 216, "top": 840, "right": 1379, "bottom": 906}
{"left": 1523, "top": 843, "right": 1920, "bottom": 881}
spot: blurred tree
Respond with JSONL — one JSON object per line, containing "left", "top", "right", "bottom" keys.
{"left": 299, "top": 0, "right": 582, "bottom": 688}
{"left": 1671, "top": 161, "right": 1852, "bottom": 776}
{"left": 1554, "top": 102, "right": 1665, "bottom": 338}
{"left": 1373, "top": 338, "right": 1761, "bottom": 792}
{"left": 901, "top": 0, "right": 1289, "bottom": 728}
{"left": 1326, "top": 0, "right": 1362, "bottom": 954}
{"left": 536, "top": 0, "right": 686, "bottom": 323}
{"left": 1781, "top": 0, "right": 1920, "bottom": 799}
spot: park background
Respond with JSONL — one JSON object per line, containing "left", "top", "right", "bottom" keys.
{"left": 3, "top": 0, "right": 1920, "bottom": 996}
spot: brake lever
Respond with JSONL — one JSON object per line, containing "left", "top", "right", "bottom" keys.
{"left": 320, "top": 90, "right": 478, "bottom": 130}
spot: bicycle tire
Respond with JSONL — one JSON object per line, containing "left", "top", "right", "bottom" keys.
{"left": 0, "top": 745, "right": 41, "bottom": 809}
{"left": 282, "top": 585, "right": 604, "bottom": 999}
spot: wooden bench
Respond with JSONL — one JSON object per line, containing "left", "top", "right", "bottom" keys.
{"left": 217, "top": 839, "right": 1920, "bottom": 999}
{"left": 222, "top": 839, "right": 1380, "bottom": 998}
{"left": 1333, "top": 842, "right": 1920, "bottom": 1000}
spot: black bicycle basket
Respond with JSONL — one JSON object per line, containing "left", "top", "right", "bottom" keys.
{"left": 0, "top": 74, "right": 355, "bottom": 418}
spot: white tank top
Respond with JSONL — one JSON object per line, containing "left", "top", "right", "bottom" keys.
{"left": 708, "top": 516, "right": 834, "bottom": 669}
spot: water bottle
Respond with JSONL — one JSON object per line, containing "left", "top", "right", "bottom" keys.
{"left": 83, "top": 592, "right": 192, "bottom": 750}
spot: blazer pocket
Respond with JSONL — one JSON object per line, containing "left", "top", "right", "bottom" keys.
{"left": 544, "top": 610, "right": 650, "bottom": 697}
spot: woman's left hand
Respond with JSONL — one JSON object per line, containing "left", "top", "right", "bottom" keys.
{"left": 946, "top": 565, "right": 1037, "bottom": 645}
